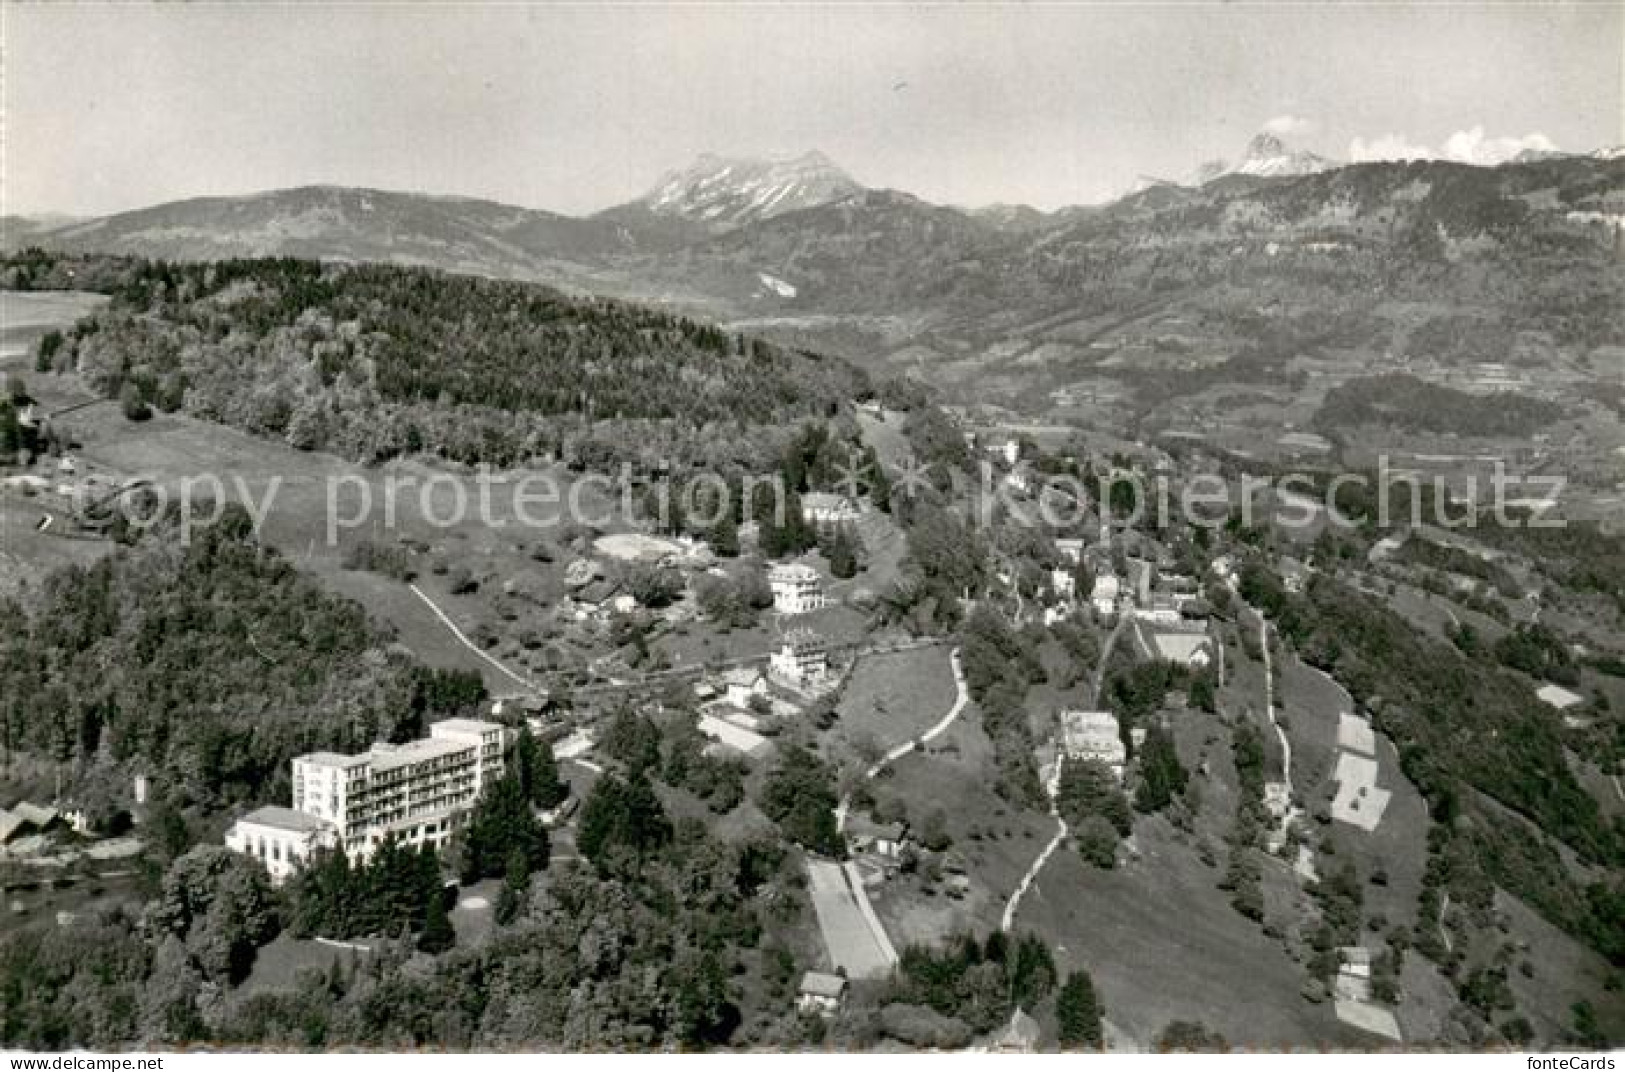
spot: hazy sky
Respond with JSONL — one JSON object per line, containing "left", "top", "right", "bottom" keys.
{"left": 4, "top": 3, "right": 1620, "bottom": 217}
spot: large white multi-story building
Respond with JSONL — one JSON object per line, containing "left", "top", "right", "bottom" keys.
{"left": 770, "top": 628, "right": 829, "bottom": 685}
{"left": 226, "top": 718, "right": 509, "bottom": 880}
{"left": 768, "top": 562, "right": 826, "bottom": 615}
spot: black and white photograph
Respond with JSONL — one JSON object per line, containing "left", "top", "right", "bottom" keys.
{"left": 0, "top": 1, "right": 1621, "bottom": 1058}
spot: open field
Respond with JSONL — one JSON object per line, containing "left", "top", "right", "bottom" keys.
{"left": 1014, "top": 816, "right": 1366, "bottom": 1051}
{"left": 37, "top": 403, "right": 644, "bottom": 690}
{"left": 1276, "top": 658, "right": 1430, "bottom": 934}
{"left": 868, "top": 711, "right": 1060, "bottom": 948}
{"left": 829, "top": 644, "right": 958, "bottom": 774}
{"left": 236, "top": 935, "right": 359, "bottom": 1002}
{"left": 0, "top": 291, "right": 108, "bottom": 367}
{"left": 1499, "top": 889, "right": 1625, "bottom": 1046}
{"left": 0, "top": 493, "right": 114, "bottom": 595}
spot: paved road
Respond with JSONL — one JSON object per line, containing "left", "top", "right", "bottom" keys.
{"left": 805, "top": 857, "right": 897, "bottom": 978}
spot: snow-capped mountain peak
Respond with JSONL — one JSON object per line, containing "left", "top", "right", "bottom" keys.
{"left": 635, "top": 151, "right": 862, "bottom": 228}
{"left": 1231, "top": 131, "right": 1336, "bottom": 178}
{"left": 1195, "top": 132, "right": 1336, "bottom": 184}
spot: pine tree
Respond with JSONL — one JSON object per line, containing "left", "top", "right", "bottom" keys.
{"left": 1133, "top": 723, "right": 1189, "bottom": 813}
{"left": 710, "top": 513, "right": 739, "bottom": 558}
{"left": 828, "top": 525, "right": 859, "bottom": 579}
{"left": 495, "top": 847, "right": 530, "bottom": 925}
{"left": 417, "top": 888, "right": 454, "bottom": 954}
{"left": 1056, "top": 969, "right": 1103, "bottom": 1049}
{"left": 461, "top": 773, "right": 550, "bottom": 883}
{"left": 515, "top": 724, "right": 567, "bottom": 809}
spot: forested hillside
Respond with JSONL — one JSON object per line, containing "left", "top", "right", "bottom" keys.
{"left": 1238, "top": 562, "right": 1625, "bottom": 965}
{"left": 1313, "top": 373, "right": 1568, "bottom": 437}
{"left": 0, "top": 507, "right": 484, "bottom": 816}
{"left": 10, "top": 253, "right": 870, "bottom": 471}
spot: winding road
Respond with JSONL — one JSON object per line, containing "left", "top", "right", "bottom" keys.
{"left": 812, "top": 646, "right": 969, "bottom": 977}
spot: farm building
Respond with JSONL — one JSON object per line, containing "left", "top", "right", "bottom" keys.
{"left": 796, "top": 971, "right": 848, "bottom": 1016}
{"left": 846, "top": 815, "right": 908, "bottom": 859}
{"left": 697, "top": 713, "right": 771, "bottom": 759}
{"left": 719, "top": 667, "right": 770, "bottom": 708}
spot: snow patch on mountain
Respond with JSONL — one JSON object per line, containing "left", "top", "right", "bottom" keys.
{"left": 638, "top": 151, "right": 862, "bottom": 229}
{"left": 1194, "top": 132, "right": 1335, "bottom": 184}
{"left": 757, "top": 272, "right": 798, "bottom": 298}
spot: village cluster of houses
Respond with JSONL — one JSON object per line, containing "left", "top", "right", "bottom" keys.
{"left": 1041, "top": 537, "right": 1218, "bottom": 673}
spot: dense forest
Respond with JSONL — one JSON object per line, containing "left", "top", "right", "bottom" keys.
{"left": 8, "top": 252, "right": 871, "bottom": 473}
{"left": 0, "top": 505, "right": 484, "bottom": 818}
{"left": 1313, "top": 373, "right": 1567, "bottom": 438}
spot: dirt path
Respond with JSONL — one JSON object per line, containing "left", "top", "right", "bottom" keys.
{"left": 1002, "top": 616, "right": 1130, "bottom": 932}
{"left": 408, "top": 583, "right": 538, "bottom": 693}
{"left": 835, "top": 647, "right": 968, "bottom": 832}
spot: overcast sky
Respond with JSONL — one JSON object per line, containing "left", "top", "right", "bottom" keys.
{"left": 4, "top": 3, "right": 1620, "bottom": 218}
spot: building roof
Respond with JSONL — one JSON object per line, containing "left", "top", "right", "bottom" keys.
{"left": 0, "top": 809, "right": 23, "bottom": 841}
{"left": 1536, "top": 683, "right": 1585, "bottom": 710}
{"left": 802, "top": 492, "right": 859, "bottom": 514}
{"left": 296, "top": 750, "right": 372, "bottom": 770}
{"left": 799, "top": 971, "right": 848, "bottom": 1000}
{"left": 768, "top": 562, "right": 820, "bottom": 582}
{"left": 846, "top": 815, "right": 906, "bottom": 842}
{"left": 1060, "top": 710, "right": 1124, "bottom": 760}
{"left": 720, "top": 666, "right": 767, "bottom": 688}
{"left": 575, "top": 578, "right": 621, "bottom": 605}
{"left": 995, "top": 1007, "right": 1042, "bottom": 1050}
{"left": 431, "top": 717, "right": 505, "bottom": 737}
{"left": 11, "top": 802, "right": 60, "bottom": 827}
{"left": 1152, "top": 631, "right": 1213, "bottom": 664}
{"left": 234, "top": 805, "right": 332, "bottom": 835}
{"left": 697, "top": 714, "right": 771, "bottom": 757}
{"left": 368, "top": 735, "right": 470, "bottom": 771}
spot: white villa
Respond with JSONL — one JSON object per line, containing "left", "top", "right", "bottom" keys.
{"left": 770, "top": 628, "right": 829, "bottom": 685}
{"left": 768, "top": 562, "right": 827, "bottom": 615}
{"left": 801, "top": 492, "right": 862, "bottom": 525}
{"left": 224, "top": 806, "right": 336, "bottom": 884}
{"left": 1090, "top": 574, "right": 1121, "bottom": 617}
{"left": 1059, "top": 710, "right": 1126, "bottom": 778}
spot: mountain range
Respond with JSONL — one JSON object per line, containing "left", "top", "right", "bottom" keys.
{"left": 6, "top": 132, "right": 1623, "bottom": 398}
